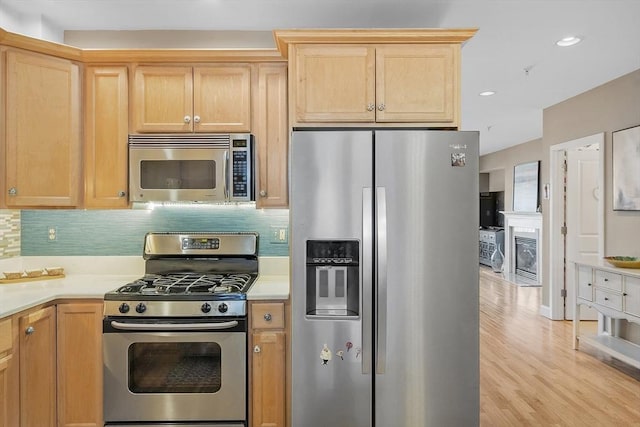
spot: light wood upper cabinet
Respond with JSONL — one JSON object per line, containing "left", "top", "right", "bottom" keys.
{"left": 254, "top": 63, "right": 289, "bottom": 208}
{"left": 375, "top": 45, "right": 456, "bottom": 123}
{"left": 275, "top": 29, "right": 476, "bottom": 128}
{"left": 84, "top": 66, "right": 129, "bottom": 208}
{"left": 294, "top": 45, "right": 375, "bottom": 123}
{"left": 19, "top": 306, "right": 57, "bottom": 427}
{"left": 132, "top": 65, "right": 251, "bottom": 133}
{"left": 57, "top": 302, "right": 104, "bottom": 427}
{"left": 4, "top": 49, "right": 81, "bottom": 207}
{"left": 293, "top": 44, "right": 458, "bottom": 126}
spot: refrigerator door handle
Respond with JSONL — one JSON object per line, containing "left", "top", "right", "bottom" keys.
{"left": 376, "top": 186, "right": 388, "bottom": 374}
{"left": 362, "top": 187, "right": 373, "bottom": 375}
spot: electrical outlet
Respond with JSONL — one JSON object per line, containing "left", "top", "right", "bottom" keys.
{"left": 48, "top": 227, "right": 57, "bottom": 241}
{"left": 270, "top": 226, "right": 288, "bottom": 244}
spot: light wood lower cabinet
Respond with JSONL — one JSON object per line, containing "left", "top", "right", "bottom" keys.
{"left": 3, "top": 301, "right": 103, "bottom": 427}
{"left": 56, "top": 302, "right": 103, "bottom": 427}
{"left": 0, "top": 318, "right": 17, "bottom": 427}
{"left": 250, "top": 301, "right": 286, "bottom": 427}
{"left": 19, "top": 306, "right": 57, "bottom": 427}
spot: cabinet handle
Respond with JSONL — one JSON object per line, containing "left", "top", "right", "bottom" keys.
{"left": 264, "top": 313, "right": 272, "bottom": 322}
{"left": 25, "top": 326, "right": 35, "bottom": 335}
{"left": 377, "top": 103, "right": 385, "bottom": 111}
{"left": 588, "top": 283, "right": 592, "bottom": 287}
{"left": 604, "top": 278, "right": 609, "bottom": 282}
{"left": 184, "top": 115, "right": 191, "bottom": 123}
{"left": 623, "top": 293, "right": 628, "bottom": 296}
{"left": 253, "top": 345, "right": 261, "bottom": 353}
{"left": 259, "top": 190, "right": 267, "bottom": 197}
{"left": 367, "top": 103, "right": 375, "bottom": 111}
{"left": 604, "top": 297, "right": 609, "bottom": 301}
{"left": 118, "top": 191, "right": 126, "bottom": 197}
{"left": 8, "top": 187, "right": 17, "bottom": 196}
{"left": 194, "top": 115, "right": 201, "bottom": 123}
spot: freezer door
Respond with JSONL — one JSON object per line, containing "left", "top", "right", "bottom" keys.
{"left": 374, "top": 130, "right": 480, "bottom": 426}
{"left": 290, "top": 130, "right": 374, "bottom": 427}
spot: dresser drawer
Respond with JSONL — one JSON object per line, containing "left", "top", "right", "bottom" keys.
{"left": 576, "top": 265, "right": 593, "bottom": 301}
{"left": 594, "top": 270, "right": 622, "bottom": 292}
{"left": 594, "top": 289, "right": 623, "bottom": 311}
{"left": 251, "top": 302, "right": 285, "bottom": 329}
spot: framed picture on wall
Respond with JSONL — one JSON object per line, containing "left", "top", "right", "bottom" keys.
{"left": 613, "top": 124, "right": 640, "bottom": 210}
{"left": 513, "top": 160, "right": 540, "bottom": 212}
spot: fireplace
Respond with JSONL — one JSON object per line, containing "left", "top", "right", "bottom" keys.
{"left": 501, "top": 211, "right": 542, "bottom": 286}
{"left": 514, "top": 235, "right": 537, "bottom": 280}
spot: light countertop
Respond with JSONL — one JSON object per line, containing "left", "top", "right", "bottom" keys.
{"left": 0, "top": 256, "right": 289, "bottom": 318}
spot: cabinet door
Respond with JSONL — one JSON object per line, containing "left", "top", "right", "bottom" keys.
{"left": 57, "top": 303, "right": 103, "bottom": 427}
{"left": 255, "top": 63, "right": 288, "bottom": 208}
{"left": 0, "top": 317, "right": 16, "bottom": 427}
{"left": 375, "top": 44, "right": 457, "bottom": 124}
{"left": 84, "top": 66, "right": 129, "bottom": 208}
{"left": 19, "top": 306, "right": 56, "bottom": 427}
{"left": 194, "top": 65, "right": 251, "bottom": 132}
{"left": 132, "top": 66, "right": 193, "bottom": 132}
{"left": 294, "top": 45, "right": 375, "bottom": 123}
{"left": 624, "top": 276, "right": 640, "bottom": 317}
{"left": 252, "top": 331, "right": 286, "bottom": 427}
{"left": 5, "top": 49, "right": 81, "bottom": 207}
{"left": 576, "top": 264, "right": 594, "bottom": 301}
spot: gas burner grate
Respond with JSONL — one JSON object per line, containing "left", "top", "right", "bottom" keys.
{"left": 117, "top": 273, "right": 254, "bottom": 296}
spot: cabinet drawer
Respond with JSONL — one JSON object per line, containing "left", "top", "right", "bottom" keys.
{"left": 251, "top": 302, "right": 285, "bottom": 329}
{"left": 0, "top": 318, "right": 12, "bottom": 355}
{"left": 594, "top": 270, "right": 622, "bottom": 292}
{"left": 624, "top": 276, "right": 640, "bottom": 317}
{"left": 576, "top": 265, "right": 594, "bottom": 302}
{"left": 594, "top": 289, "right": 623, "bottom": 311}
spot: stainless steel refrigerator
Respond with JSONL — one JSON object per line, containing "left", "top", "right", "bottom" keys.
{"left": 290, "top": 129, "right": 479, "bottom": 427}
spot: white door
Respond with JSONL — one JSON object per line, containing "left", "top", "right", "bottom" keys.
{"left": 565, "top": 147, "right": 600, "bottom": 320}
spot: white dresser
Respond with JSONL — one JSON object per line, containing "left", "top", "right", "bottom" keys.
{"left": 573, "top": 261, "right": 640, "bottom": 368}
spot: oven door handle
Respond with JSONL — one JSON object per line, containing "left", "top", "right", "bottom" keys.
{"left": 110, "top": 320, "right": 239, "bottom": 331}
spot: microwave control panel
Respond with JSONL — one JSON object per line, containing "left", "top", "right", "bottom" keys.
{"left": 230, "top": 137, "right": 253, "bottom": 201}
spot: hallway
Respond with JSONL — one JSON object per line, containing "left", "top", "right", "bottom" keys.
{"left": 479, "top": 268, "right": 640, "bottom": 425}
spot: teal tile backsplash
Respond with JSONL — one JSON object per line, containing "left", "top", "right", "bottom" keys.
{"left": 21, "top": 206, "right": 289, "bottom": 256}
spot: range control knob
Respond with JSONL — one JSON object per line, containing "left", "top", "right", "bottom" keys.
{"left": 135, "top": 303, "right": 147, "bottom": 314}
{"left": 118, "top": 303, "right": 130, "bottom": 314}
{"left": 218, "top": 303, "right": 228, "bottom": 313}
{"left": 201, "top": 303, "right": 212, "bottom": 313}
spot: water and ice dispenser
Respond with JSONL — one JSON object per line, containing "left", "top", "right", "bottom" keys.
{"left": 305, "top": 240, "right": 359, "bottom": 317}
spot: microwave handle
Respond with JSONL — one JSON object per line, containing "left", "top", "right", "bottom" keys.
{"left": 224, "top": 150, "right": 230, "bottom": 199}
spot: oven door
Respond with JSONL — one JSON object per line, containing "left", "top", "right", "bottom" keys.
{"left": 103, "top": 318, "right": 246, "bottom": 425}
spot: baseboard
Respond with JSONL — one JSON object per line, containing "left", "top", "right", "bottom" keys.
{"left": 539, "top": 304, "right": 552, "bottom": 319}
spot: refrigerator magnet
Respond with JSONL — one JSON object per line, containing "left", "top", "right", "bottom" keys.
{"left": 451, "top": 152, "right": 466, "bottom": 167}
{"left": 320, "top": 344, "right": 332, "bottom": 365}
{"left": 345, "top": 341, "right": 353, "bottom": 352}
{"left": 336, "top": 350, "right": 344, "bottom": 360}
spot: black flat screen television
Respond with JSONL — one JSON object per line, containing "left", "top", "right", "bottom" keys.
{"left": 479, "top": 191, "right": 504, "bottom": 228}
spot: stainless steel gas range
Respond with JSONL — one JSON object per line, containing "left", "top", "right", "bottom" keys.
{"left": 103, "top": 232, "right": 258, "bottom": 427}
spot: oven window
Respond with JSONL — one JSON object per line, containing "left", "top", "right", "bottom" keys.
{"left": 128, "top": 342, "right": 222, "bottom": 393}
{"left": 140, "top": 160, "right": 216, "bottom": 189}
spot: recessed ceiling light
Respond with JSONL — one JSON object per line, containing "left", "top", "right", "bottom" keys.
{"left": 556, "top": 36, "right": 582, "bottom": 47}
{"left": 479, "top": 91, "right": 496, "bottom": 97}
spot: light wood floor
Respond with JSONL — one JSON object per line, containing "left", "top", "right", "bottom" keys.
{"left": 479, "top": 267, "right": 640, "bottom": 426}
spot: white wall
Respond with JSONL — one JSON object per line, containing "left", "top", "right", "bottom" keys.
{"left": 0, "top": 4, "right": 64, "bottom": 42}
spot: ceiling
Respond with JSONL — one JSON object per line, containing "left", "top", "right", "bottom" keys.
{"left": 2, "top": 0, "right": 640, "bottom": 155}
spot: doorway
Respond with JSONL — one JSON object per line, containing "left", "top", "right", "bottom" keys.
{"left": 549, "top": 133, "right": 604, "bottom": 320}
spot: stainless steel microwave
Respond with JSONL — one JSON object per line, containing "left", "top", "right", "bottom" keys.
{"left": 129, "top": 133, "right": 254, "bottom": 203}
